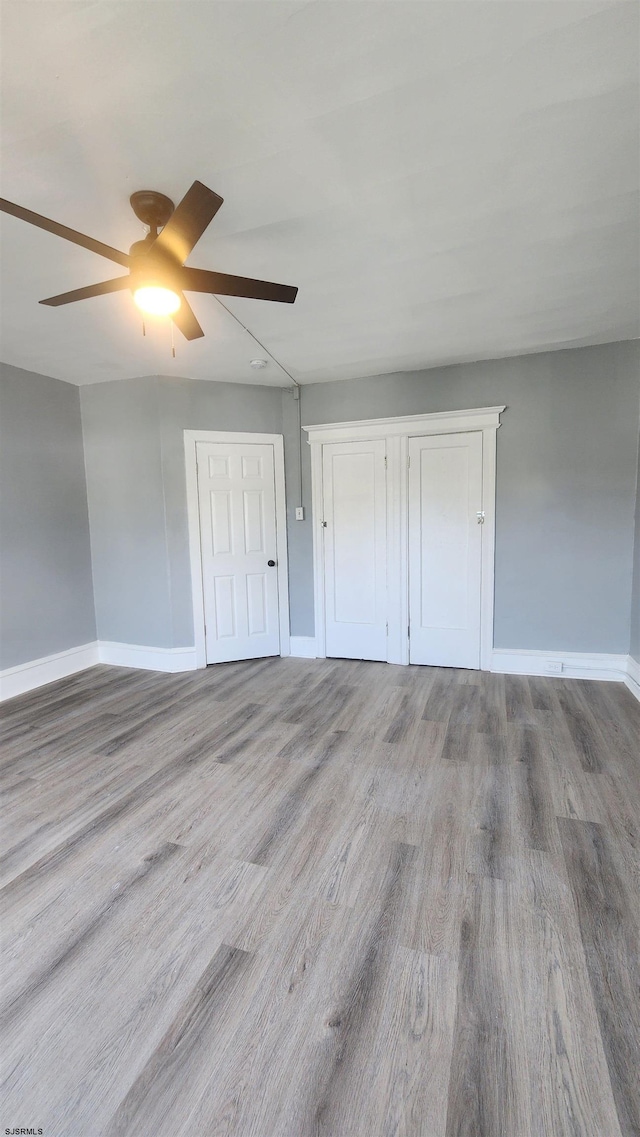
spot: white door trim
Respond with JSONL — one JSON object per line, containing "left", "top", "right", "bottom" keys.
{"left": 479, "top": 424, "right": 499, "bottom": 672}
{"left": 309, "top": 438, "right": 327, "bottom": 661}
{"left": 184, "top": 430, "right": 290, "bottom": 669}
{"left": 305, "top": 406, "right": 505, "bottom": 668}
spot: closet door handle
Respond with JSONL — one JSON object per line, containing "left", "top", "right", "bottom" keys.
{"left": 267, "top": 559, "right": 276, "bottom": 567}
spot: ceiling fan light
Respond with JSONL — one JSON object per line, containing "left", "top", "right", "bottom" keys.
{"left": 133, "top": 285, "right": 181, "bottom": 317}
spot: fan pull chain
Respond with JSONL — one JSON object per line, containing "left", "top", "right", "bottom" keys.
{"left": 171, "top": 319, "right": 176, "bottom": 359}
{"left": 142, "top": 318, "right": 146, "bottom": 337}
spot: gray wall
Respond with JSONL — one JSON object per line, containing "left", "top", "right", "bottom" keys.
{"left": 281, "top": 387, "right": 314, "bottom": 638}
{"left": 290, "top": 341, "right": 640, "bottom": 653}
{"left": 0, "top": 362, "right": 96, "bottom": 669}
{"left": 631, "top": 423, "right": 640, "bottom": 664}
{"left": 80, "top": 376, "right": 172, "bottom": 647}
{"left": 81, "top": 375, "right": 283, "bottom": 647}
{"left": 79, "top": 341, "right": 639, "bottom": 657}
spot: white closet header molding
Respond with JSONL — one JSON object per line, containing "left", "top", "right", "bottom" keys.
{"left": 303, "top": 406, "right": 506, "bottom": 444}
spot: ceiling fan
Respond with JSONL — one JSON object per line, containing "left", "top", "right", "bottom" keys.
{"left": 0, "top": 180, "right": 298, "bottom": 340}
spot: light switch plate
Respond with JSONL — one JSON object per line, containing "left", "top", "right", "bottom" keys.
{"left": 295, "top": 506, "right": 304, "bottom": 521}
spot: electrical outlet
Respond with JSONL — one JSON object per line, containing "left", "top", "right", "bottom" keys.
{"left": 295, "top": 506, "right": 304, "bottom": 521}
{"left": 545, "top": 660, "right": 563, "bottom": 674}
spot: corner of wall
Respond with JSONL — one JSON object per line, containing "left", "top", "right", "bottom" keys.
{"left": 629, "top": 383, "right": 640, "bottom": 665}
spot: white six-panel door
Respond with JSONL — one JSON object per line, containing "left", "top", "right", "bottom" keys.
{"left": 196, "top": 441, "right": 280, "bottom": 663}
{"left": 322, "top": 439, "right": 388, "bottom": 661}
{"left": 408, "top": 431, "right": 483, "bottom": 668}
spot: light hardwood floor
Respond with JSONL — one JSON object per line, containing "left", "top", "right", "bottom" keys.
{"left": 1, "top": 658, "right": 639, "bottom": 1137}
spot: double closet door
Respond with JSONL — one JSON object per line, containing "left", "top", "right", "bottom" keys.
{"left": 321, "top": 430, "right": 484, "bottom": 669}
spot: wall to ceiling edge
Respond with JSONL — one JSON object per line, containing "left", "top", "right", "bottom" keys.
{"left": 1, "top": 340, "right": 638, "bottom": 671}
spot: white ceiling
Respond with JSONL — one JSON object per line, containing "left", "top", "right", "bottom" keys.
{"left": 1, "top": 0, "right": 638, "bottom": 387}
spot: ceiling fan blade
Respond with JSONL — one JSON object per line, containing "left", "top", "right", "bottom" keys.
{"left": 179, "top": 266, "right": 298, "bottom": 304}
{"left": 153, "top": 181, "right": 223, "bottom": 265}
{"left": 39, "top": 276, "right": 131, "bottom": 306}
{"left": 172, "top": 295, "right": 204, "bottom": 340}
{"left": 0, "top": 197, "right": 130, "bottom": 267}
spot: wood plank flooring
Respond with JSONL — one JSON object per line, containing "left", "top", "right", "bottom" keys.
{"left": 1, "top": 658, "right": 639, "bottom": 1137}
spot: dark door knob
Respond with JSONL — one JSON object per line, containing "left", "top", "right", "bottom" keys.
{"left": 267, "top": 559, "right": 276, "bottom": 567}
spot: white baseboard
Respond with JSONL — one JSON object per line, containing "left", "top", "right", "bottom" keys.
{"left": 491, "top": 647, "right": 635, "bottom": 688}
{"left": 3, "top": 639, "right": 637, "bottom": 703}
{"left": 97, "top": 642, "right": 197, "bottom": 672}
{"left": 288, "top": 636, "right": 317, "bottom": 659}
{"left": 0, "top": 640, "right": 198, "bottom": 700}
{"left": 0, "top": 641, "right": 100, "bottom": 701}
{"left": 625, "top": 654, "right": 640, "bottom": 701}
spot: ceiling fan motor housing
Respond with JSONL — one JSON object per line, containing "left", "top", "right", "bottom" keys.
{"left": 129, "top": 190, "right": 175, "bottom": 232}
{"left": 128, "top": 240, "right": 180, "bottom": 292}
{"left": 128, "top": 193, "right": 180, "bottom": 293}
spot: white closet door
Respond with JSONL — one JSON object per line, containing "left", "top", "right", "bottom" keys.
{"left": 408, "top": 431, "right": 483, "bottom": 669}
{"left": 322, "top": 439, "right": 388, "bottom": 661}
{"left": 196, "top": 441, "right": 280, "bottom": 663}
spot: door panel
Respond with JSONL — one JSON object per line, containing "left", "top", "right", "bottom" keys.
{"left": 323, "top": 440, "right": 387, "bottom": 661}
{"left": 210, "top": 491, "right": 232, "bottom": 554}
{"left": 408, "top": 431, "right": 482, "bottom": 669}
{"left": 246, "top": 573, "right": 267, "bottom": 636}
{"left": 197, "top": 441, "right": 280, "bottom": 663}
{"left": 244, "top": 491, "right": 267, "bottom": 554}
{"left": 213, "top": 576, "right": 237, "bottom": 639}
